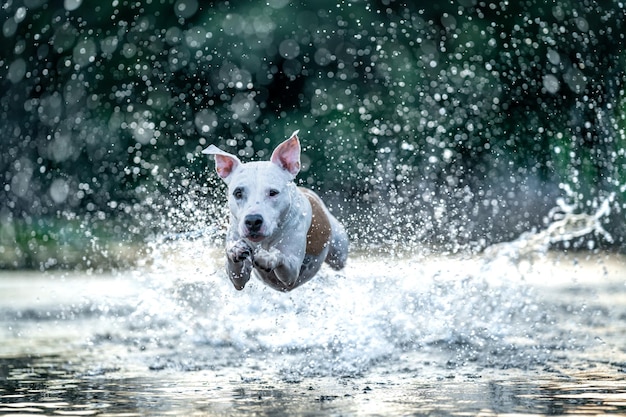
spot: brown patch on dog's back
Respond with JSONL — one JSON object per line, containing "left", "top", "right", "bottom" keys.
{"left": 299, "top": 188, "right": 331, "bottom": 255}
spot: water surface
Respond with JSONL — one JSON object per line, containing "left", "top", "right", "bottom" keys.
{"left": 1, "top": 245, "right": 625, "bottom": 416}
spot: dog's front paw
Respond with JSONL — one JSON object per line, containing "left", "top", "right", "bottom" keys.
{"left": 226, "top": 240, "right": 253, "bottom": 263}
{"left": 253, "top": 247, "right": 282, "bottom": 272}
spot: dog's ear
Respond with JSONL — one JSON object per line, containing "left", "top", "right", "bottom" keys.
{"left": 270, "top": 130, "right": 301, "bottom": 177}
{"left": 202, "top": 145, "right": 241, "bottom": 180}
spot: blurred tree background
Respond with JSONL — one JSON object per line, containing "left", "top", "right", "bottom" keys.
{"left": 1, "top": 0, "right": 624, "bottom": 268}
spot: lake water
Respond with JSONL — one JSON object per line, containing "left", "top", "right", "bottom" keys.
{"left": 1, "top": 240, "right": 625, "bottom": 416}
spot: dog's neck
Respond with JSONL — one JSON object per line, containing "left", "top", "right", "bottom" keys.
{"left": 276, "top": 182, "right": 299, "bottom": 230}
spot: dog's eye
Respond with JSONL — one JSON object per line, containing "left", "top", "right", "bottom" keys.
{"left": 233, "top": 188, "right": 244, "bottom": 199}
{"left": 268, "top": 189, "right": 280, "bottom": 197}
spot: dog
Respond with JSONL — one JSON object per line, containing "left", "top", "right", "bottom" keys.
{"left": 202, "top": 131, "right": 349, "bottom": 292}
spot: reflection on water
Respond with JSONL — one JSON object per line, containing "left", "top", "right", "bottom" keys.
{"left": 1, "top": 246, "right": 625, "bottom": 416}
{"left": 2, "top": 355, "right": 626, "bottom": 416}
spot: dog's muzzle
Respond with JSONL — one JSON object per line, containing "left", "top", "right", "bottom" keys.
{"left": 244, "top": 214, "right": 265, "bottom": 242}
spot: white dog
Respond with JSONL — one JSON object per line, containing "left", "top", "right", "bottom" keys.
{"left": 203, "top": 131, "right": 349, "bottom": 291}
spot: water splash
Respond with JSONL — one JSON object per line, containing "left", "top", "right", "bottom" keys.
{"left": 94, "top": 181, "right": 615, "bottom": 380}
{"left": 131, "top": 234, "right": 548, "bottom": 378}
{"left": 485, "top": 193, "right": 614, "bottom": 262}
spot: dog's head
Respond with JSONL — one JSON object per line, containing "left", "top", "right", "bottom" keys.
{"left": 203, "top": 131, "right": 301, "bottom": 243}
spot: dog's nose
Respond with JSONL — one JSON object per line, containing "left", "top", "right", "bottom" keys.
{"left": 244, "top": 214, "right": 264, "bottom": 233}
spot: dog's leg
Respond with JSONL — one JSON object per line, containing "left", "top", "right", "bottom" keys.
{"left": 226, "top": 239, "right": 253, "bottom": 290}
{"left": 325, "top": 215, "right": 349, "bottom": 270}
{"left": 253, "top": 247, "right": 301, "bottom": 289}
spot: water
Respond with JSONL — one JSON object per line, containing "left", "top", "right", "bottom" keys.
{"left": 1, "top": 238, "right": 625, "bottom": 415}
{"left": 1, "top": 3, "right": 625, "bottom": 414}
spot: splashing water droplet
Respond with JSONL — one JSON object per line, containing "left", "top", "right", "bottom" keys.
{"left": 50, "top": 178, "right": 70, "bottom": 204}
{"left": 542, "top": 74, "right": 560, "bottom": 94}
{"left": 174, "top": 0, "right": 198, "bottom": 19}
{"left": 64, "top": 0, "right": 82, "bottom": 11}
{"left": 7, "top": 58, "right": 26, "bottom": 84}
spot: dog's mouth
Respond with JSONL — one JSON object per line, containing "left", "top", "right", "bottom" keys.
{"left": 245, "top": 233, "right": 266, "bottom": 243}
